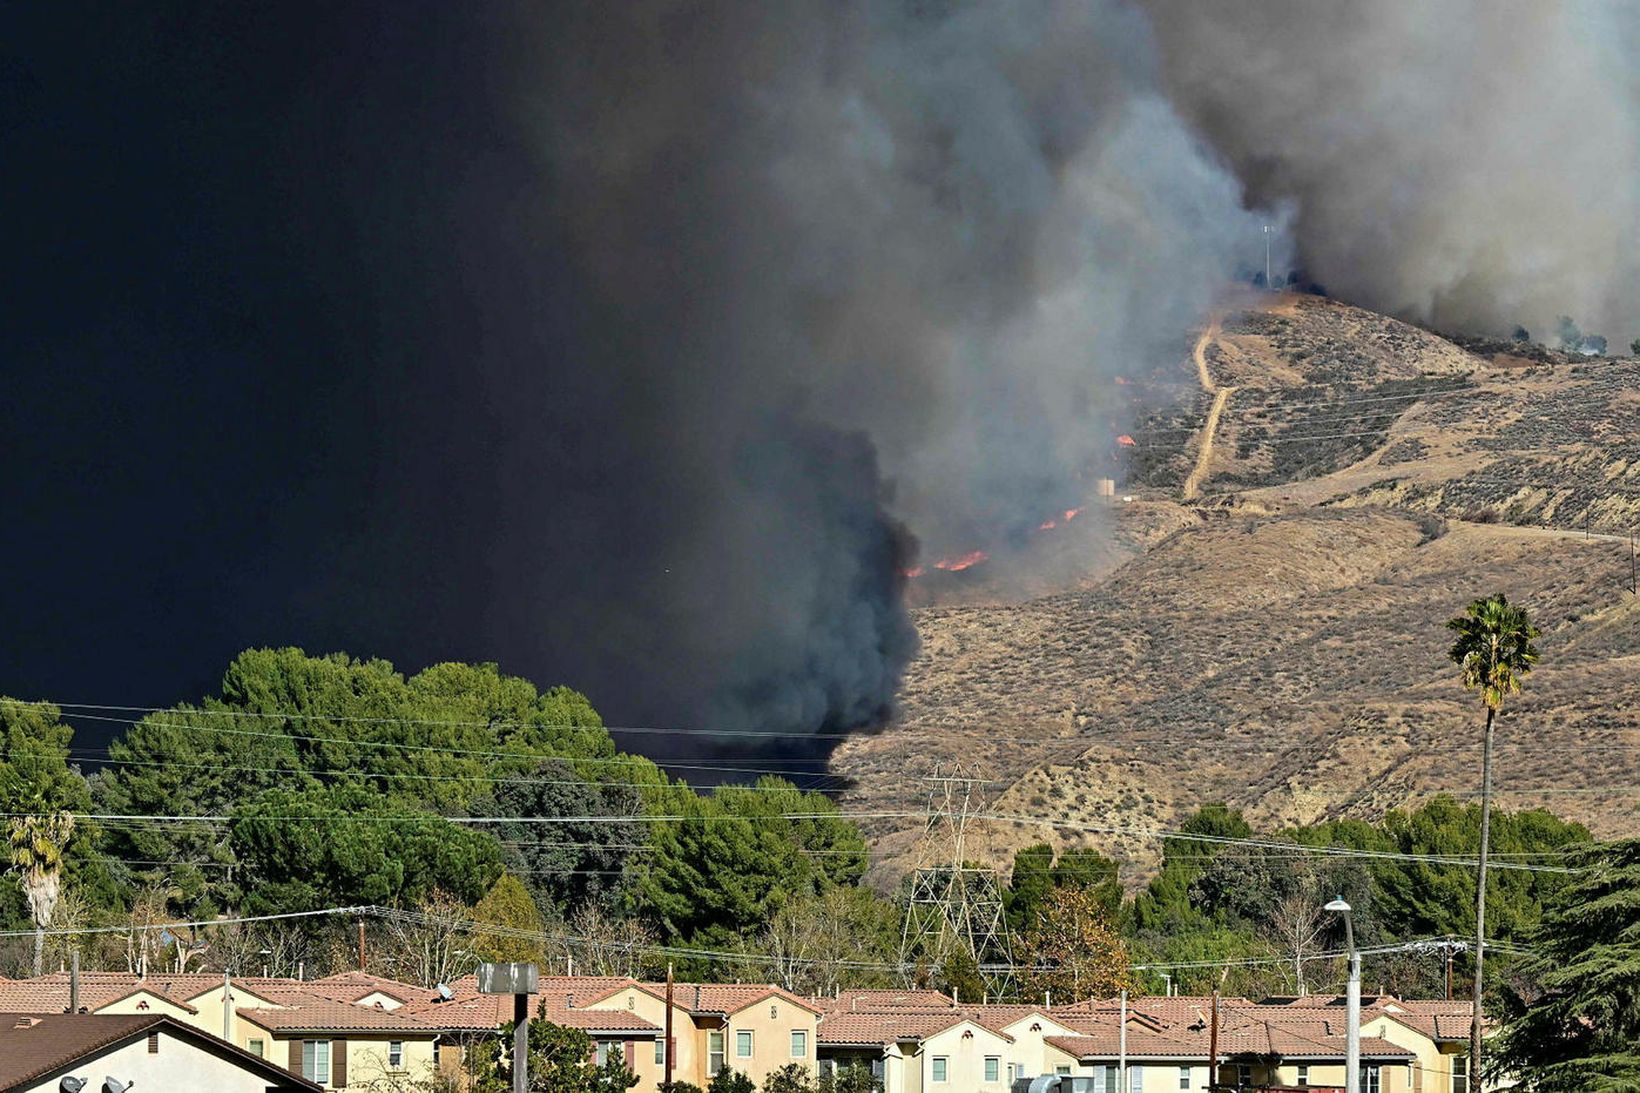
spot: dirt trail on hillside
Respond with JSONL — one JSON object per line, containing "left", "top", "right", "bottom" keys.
{"left": 1184, "top": 318, "right": 1232, "bottom": 500}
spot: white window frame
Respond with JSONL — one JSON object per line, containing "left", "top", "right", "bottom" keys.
{"left": 985, "top": 1056, "right": 1001, "bottom": 1082}
{"left": 1179, "top": 1066, "right": 1193, "bottom": 1090}
{"left": 708, "top": 1030, "right": 726, "bottom": 1074}
{"left": 389, "top": 1040, "right": 404, "bottom": 1069}
{"left": 302, "top": 1040, "right": 331, "bottom": 1086}
{"left": 1362, "top": 1066, "right": 1382, "bottom": 1093}
{"left": 932, "top": 1056, "right": 949, "bottom": 1083}
{"left": 1298, "top": 1065, "right": 1310, "bottom": 1086}
{"left": 247, "top": 1038, "right": 264, "bottom": 1059}
{"left": 655, "top": 1038, "right": 667, "bottom": 1066}
{"left": 1452, "top": 1055, "right": 1469, "bottom": 1093}
{"left": 736, "top": 1029, "right": 754, "bottom": 1058}
{"left": 791, "top": 1030, "right": 807, "bottom": 1057}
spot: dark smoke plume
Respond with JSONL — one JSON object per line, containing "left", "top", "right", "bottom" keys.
{"left": 1141, "top": 0, "right": 1640, "bottom": 345}
{"left": 478, "top": 1, "right": 1279, "bottom": 760}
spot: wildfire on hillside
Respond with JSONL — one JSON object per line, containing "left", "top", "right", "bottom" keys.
{"left": 906, "top": 505, "right": 1089, "bottom": 579}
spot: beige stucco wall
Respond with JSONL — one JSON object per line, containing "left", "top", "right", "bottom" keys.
{"left": 1363, "top": 1013, "right": 1460, "bottom": 1093}
{"left": 998, "top": 1012, "right": 1081, "bottom": 1081}
{"left": 909, "top": 1020, "right": 1013, "bottom": 1093}
{"left": 721, "top": 994, "right": 820, "bottom": 1087}
{"left": 584, "top": 984, "right": 702, "bottom": 1088}
{"left": 17, "top": 1027, "right": 297, "bottom": 1093}
{"left": 91, "top": 989, "right": 201, "bottom": 1021}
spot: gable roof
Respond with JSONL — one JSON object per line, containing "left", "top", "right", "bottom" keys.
{"left": 0, "top": 975, "right": 200, "bottom": 1016}
{"left": 399, "top": 977, "right": 660, "bottom": 1035}
{"left": 237, "top": 989, "right": 441, "bottom": 1035}
{"left": 618, "top": 981, "right": 824, "bottom": 1018}
{"left": 817, "top": 1012, "right": 1014, "bottom": 1048}
{"left": 307, "top": 971, "right": 422, "bottom": 1005}
{"left": 815, "top": 989, "right": 960, "bottom": 1013}
{"left": 0, "top": 1013, "right": 321, "bottom": 1091}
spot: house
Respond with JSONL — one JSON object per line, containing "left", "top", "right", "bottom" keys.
{"left": 816, "top": 1010, "right": 1017, "bottom": 1092}
{"left": 1266, "top": 996, "right": 1478, "bottom": 1093}
{"left": 235, "top": 987, "right": 444, "bottom": 1090}
{"left": 0, "top": 1013, "right": 320, "bottom": 1093}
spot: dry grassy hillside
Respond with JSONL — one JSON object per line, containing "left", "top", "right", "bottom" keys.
{"left": 837, "top": 294, "right": 1640, "bottom": 886}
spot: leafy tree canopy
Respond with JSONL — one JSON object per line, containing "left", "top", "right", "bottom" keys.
{"left": 229, "top": 784, "right": 502, "bottom": 912}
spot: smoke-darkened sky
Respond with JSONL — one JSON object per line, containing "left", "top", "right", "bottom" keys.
{"left": 4, "top": 2, "right": 1635, "bottom": 765}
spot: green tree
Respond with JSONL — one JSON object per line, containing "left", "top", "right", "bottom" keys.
{"left": 1053, "top": 847, "right": 1122, "bottom": 916}
{"left": 819, "top": 1064, "right": 881, "bottom": 1093}
{"left": 230, "top": 784, "right": 502, "bottom": 912}
{"left": 472, "top": 873, "right": 548, "bottom": 965}
{"left": 637, "top": 778, "right": 866, "bottom": 949}
{"left": 1005, "top": 843, "right": 1055, "bottom": 931}
{"left": 479, "top": 758, "right": 645, "bottom": 917}
{"left": 1448, "top": 592, "right": 1540, "bottom": 1074}
{"left": 763, "top": 1063, "right": 817, "bottom": 1093}
{"left": 1018, "top": 886, "right": 1132, "bottom": 1003}
{"left": 1131, "top": 804, "right": 1252, "bottom": 934}
{"left": 472, "top": 1020, "right": 639, "bottom": 1093}
{"left": 1631, "top": 338, "right": 1640, "bottom": 357}
{"left": 1491, "top": 839, "right": 1640, "bottom": 1089}
{"left": 707, "top": 1069, "right": 756, "bottom": 1093}
{"left": 7, "top": 806, "right": 76, "bottom": 975}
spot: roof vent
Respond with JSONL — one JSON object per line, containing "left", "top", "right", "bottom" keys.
{"left": 14, "top": 1016, "right": 43, "bottom": 1029}
{"left": 435, "top": 983, "right": 454, "bottom": 1002}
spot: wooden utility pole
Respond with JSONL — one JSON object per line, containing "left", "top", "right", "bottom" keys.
{"left": 664, "top": 963, "right": 675, "bottom": 1092}
{"left": 1208, "top": 989, "right": 1220, "bottom": 1093}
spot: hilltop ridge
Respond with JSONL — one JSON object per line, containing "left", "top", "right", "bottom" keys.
{"left": 837, "top": 294, "right": 1640, "bottom": 885}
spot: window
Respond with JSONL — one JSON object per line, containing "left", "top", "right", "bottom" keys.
{"left": 708, "top": 1030, "right": 726, "bottom": 1074}
{"left": 1179, "top": 1067, "right": 1193, "bottom": 1090}
{"left": 656, "top": 1039, "right": 667, "bottom": 1066}
{"left": 871, "top": 1058, "right": 884, "bottom": 1080}
{"left": 147, "top": 1032, "right": 160, "bottom": 1054}
{"left": 302, "top": 1040, "right": 331, "bottom": 1086}
{"left": 1057, "top": 1067, "right": 1072, "bottom": 1076}
{"left": 932, "top": 1057, "right": 949, "bottom": 1082}
{"left": 1452, "top": 1055, "right": 1469, "bottom": 1093}
{"left": 595, "top": 1041, "right": 623, "bottom": 1068}
{"left": 1130, "top": 1066, "right": 1144, "bottom": 1093}
{"left": 1297, "top": 1066, "right": 1309, "bottom": 1087}
{"left": 1361, "top": 1066, "right": 1382, "bottom": 1093}
{"left": 248, "top": 1039, "right": 265, "bottom": 1059}
{"left": 389, "top": 1041, "right": 404, "bottom": 1069}
{"left": 433, "top": 1040, "right": 440, "bottom": 1066}
{"left": 1238, "top": 1065, "right": 1252, "bottom": 1088}
{"left": 985, "top": 1056, "right": 1001, "bottom": 1082}
{"left": 791, "top": 1030, "right": 807, "bottom": 1057}
{"left": 736, "top": 1030, "right": 754, "bottom": 1058}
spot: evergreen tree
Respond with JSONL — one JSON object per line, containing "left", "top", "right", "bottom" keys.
{"left": 1491, "top": 840, "right": 1640, "bottom": 1089}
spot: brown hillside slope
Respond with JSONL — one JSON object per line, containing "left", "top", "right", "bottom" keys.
{"left": 836, "top": 295, "right": 1640, "bottom": 885}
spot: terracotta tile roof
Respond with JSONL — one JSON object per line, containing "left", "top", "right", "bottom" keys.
{"left": 1044, "top": 1028, "right": 1203, "bottom": 1061}
{"left": 400, "top": 977, "right": 659, "bottom": 1035}
{"left": 0, "top": 975, "right": 200, "bottom": 1015}
{"left": 238, "top": 990, "right": 441, "bottom": 1034}
{"left": 817, "top": 1011, "right": 1013, "bottom": 1048}
{"left": 633, "top": 982, "right": 823, "bottom": 1017}
{"left": 813, "top": 989, "right": 961, "bottom": 1013}
{"left": 307, "top": 971, "right": 422, "bottom": 1004}
{"left": 0, "top": 1013, "right": 321, "bottom": 1091}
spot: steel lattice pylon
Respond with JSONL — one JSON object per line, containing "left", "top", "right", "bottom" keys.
{"left": 898, "top": 764, "right": 1014, "bottom": 999}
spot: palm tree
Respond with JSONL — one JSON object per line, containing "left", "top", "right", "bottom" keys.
{"left": 1447, "top": 592, "right": 1540, "bottom": 1082}
{"left": 7, "top": 807, "right": 77, "bottom": 976}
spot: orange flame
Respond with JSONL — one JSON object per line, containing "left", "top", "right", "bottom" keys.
{"left": 902, "top": 565, "right": 925, "bottom": 579}
{"left": 1063, "top": 507, "right": 1084, "bottom": 522}
{"left": 1116, "top": 434, "right": 1136, "bottom": 446}
{"left": 933, "top": 550, "right": 990, "bottom": 573}
{"left": 1037, "top": 518, "right": 1058, "bottom": 531}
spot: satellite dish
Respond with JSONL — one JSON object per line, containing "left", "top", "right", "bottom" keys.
{"left": 59, "top": 1078, "right": 86, "bottom": 1093}
{"left": 102, "top": 1080, "right": 133, "bottom": 1093}
{"left": 157, "top": 930, "right": 175, "bottom": 947}
{"left": 435, "top": 983, "right": 454, "bottom": 1001}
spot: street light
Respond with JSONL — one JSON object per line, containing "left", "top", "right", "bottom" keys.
{"left": 1326, "top": 898, "right": 1360, "bottom": 1093}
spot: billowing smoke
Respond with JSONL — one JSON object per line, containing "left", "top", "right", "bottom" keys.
{"left": 493, "top": 1, "right": 1279, "bottom": 759}
{"left": 1141, "top": 0, "right": 1640, "bottom": 345}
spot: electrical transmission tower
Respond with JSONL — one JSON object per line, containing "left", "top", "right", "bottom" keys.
{"left": 898, "top": 764, "right": 1014, "bottom": 999}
